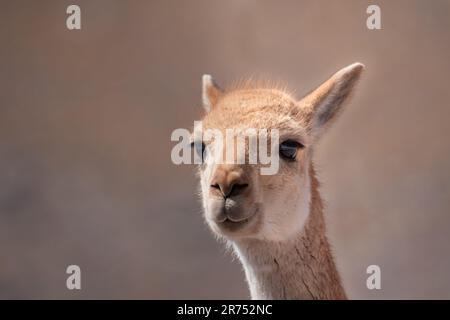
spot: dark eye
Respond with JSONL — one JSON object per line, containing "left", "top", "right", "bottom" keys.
{"left": 191, "top": 141, "right": 206, "bottom": 160}
{"left": 279, "top": 140, "right": 304, "bottom": 161}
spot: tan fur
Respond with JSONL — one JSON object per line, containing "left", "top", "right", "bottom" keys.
{"left": 195, "top": 63, "right": 364, "bottom": 299}
{"left": 233, "top": 167, "right": 346, "bottom": 299}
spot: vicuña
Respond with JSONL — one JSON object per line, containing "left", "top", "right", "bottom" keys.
{"left": 191, "top": 63, "right": 364, "bottom": 299}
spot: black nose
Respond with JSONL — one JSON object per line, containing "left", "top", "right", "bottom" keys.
{"left": 211, "top": 182, "right": 249, "bottom": 198}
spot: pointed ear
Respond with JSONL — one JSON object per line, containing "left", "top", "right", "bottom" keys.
{"left": 202, "top": 74, "right": 223, "bottom": 112}
{"left": 299, "top": 62, "right": 364, "bottom": 141}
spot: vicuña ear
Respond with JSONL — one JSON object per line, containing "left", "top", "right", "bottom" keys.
{"left": 202, "top": 74, "right": 223, "bottom": 112}
{"left": 298, "top": 62, "right": 364, "bottom": 141}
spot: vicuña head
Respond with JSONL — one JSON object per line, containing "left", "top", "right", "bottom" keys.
{"left": 192, "top": 63, "right": 364, "bottom": 299}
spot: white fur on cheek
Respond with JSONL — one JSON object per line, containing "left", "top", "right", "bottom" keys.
{"left": 258, "top": 167, "right": 311, "bottom": 242}
{"left": 200, "top": 143, "right": 220, "bottom": 217}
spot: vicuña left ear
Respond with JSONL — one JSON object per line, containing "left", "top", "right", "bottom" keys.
{"left": 202, "top": 74, "right": 223, "bottom": 112}
{"left": 299, "top": 62, "right": 365, "bottom": 141}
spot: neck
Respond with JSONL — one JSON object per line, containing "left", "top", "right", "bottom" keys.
{"left": 232, "top": 171, "right": 346, "bottom": 300}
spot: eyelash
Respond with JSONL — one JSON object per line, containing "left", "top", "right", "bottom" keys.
{"left": 190, "top": 140, "right": 305, "bottom": 162}
{"left": 191, "top": 141, "right": 206, "bottom": 159}
{"left": 279, "top": 140, "right": 304, "bottom": 161}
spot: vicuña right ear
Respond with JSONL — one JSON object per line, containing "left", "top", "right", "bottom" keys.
{"left": 202, "top": 74, "right": 223, "bottom": 112}
{"left": 299, "top": 62, "right": 365, "bottom": 142}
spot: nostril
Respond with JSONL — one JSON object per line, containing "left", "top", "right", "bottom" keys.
{"left": 233, "top": 183, "right": 249, "bottom": 191}
{"left": 210, "top": 181, "right": 249, "bottom": 198}
{"left": 228, "top": 183, "right": 249, "bottom": 197}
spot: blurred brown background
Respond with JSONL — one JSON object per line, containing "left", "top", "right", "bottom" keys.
{"left": 0, "top": 0, "right": 449, "bottom": 299}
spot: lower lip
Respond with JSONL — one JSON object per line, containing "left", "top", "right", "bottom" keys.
{"left": 216, "top": 209, "right": 258, "bottom": 232}
{"left": 217, "top": 218, "right": 250, "bottom": 231}
{"left": 223, "top": 217, "right": 249, "bottom": 225}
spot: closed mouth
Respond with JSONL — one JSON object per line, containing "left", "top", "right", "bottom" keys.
{"left": 217, "top": 217, "right": 250, "bottom": 232}
{"left": 215, "top": 207, "right": 258, "bottom": 232}
{"left": 222, "top": 217, "right": 249, "bottom": 225}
